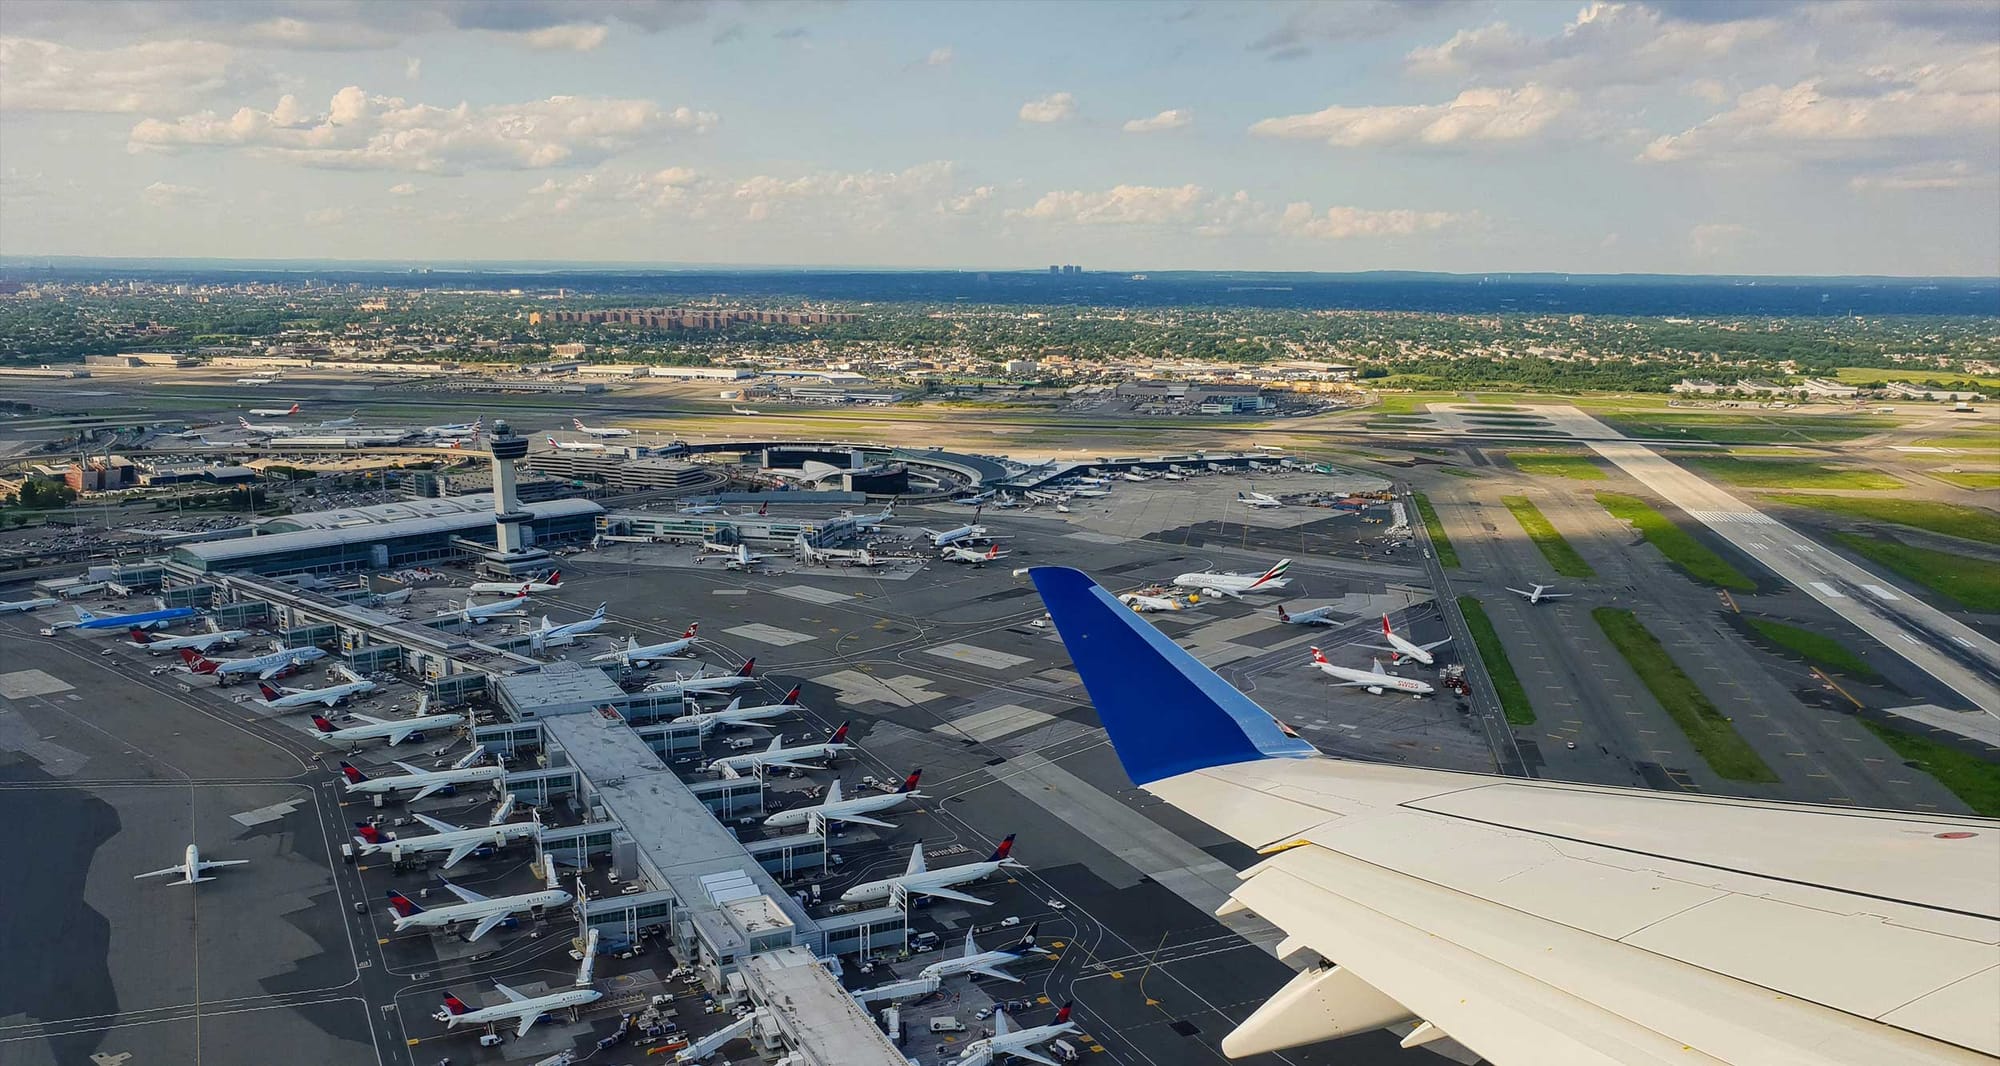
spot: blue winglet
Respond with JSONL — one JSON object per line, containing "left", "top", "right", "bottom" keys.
{"left": 1030, "top": 567, "right": 1317, "bottom": 785}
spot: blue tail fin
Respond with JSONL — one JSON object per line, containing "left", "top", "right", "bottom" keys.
{"left": 1030, "top": 567, "right": 1316, "bottom": 785}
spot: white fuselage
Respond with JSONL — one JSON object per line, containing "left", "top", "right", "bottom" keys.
{"left": 919, "top": 947, "right": 1030, "bottom": 982}
{"left": 131, "top": 629, "right": 249, "bottom": 653}
{"left": 1277, "top": 607, "right": 1337, "bottom": 625}
{"left": 446, "top": 987, "right": 602, "bottom": 1031}
{"left": 394, "top": 888, "right": 571, "bottom": 934}
{"left": 678, "top": 702, "right": 797, "bottom": 731}
{"left": 535, "top": 613, "right": 606, "bottom": 642}
{"left": 764, "top": 789, "right": 920, "bottom": 830}
{"left": 645, "top": 674, "right": 754, "bottom": 698}
{"left": 0, "top": 597, "right": 59, "bottom": 613}
{"left": 262, "top": 680, "right": 377, "bottom": 708}
{"left": 361, "top": 820, "right": 538, "bottom": 858}
{"left": 467, "top": 579, "right": 560, "bottom": 595}
{"left": 315, "top": 712, "right": 463, "bottom": 745}
{"left": 454, "top": 594, "right": 528, "bottom": 621}
{"left": 1310, "top": 660, "right": 1435, "bottom": 695}
{"left": 706, "top": 740, "right": 847, "bottom": 775}
{"left": 1379, "top": 628, "right": 1438, "bottom": 666}
{"left": 204, "top": 646, "right": 326, "bottom": 678}
{"left": 841, "top": 859, "right": 1014, "bottom": 905}
{"left": 594, "top": 636, "right": 696, "bottom": 665}
{"left": 345, "top": 764, "right": 506, "bottom": 796}
{"left": 928, "top": 525, "right": 983, "bottom": 547}
{"left": 956, "top": 1021, "right": 1080, "bottom": 1064}
{"left": 1173, "top": 572, "right": 1289, "bottom": 596}
{"left": 1119, "top": 594, "right": 1180, "bottom": 612}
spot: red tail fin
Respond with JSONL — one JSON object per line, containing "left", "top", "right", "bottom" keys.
{"left": 900, "top": 769, "right": 922, "bottom": 793}
{"left": 386, "top": 891, "right": 422, "bottom": 917}
{"left": 128, "top": 628, "right": 153, "bottom": 644}
{"left": 1382, "top": 614, "right": 1393, "bottom": 636}
{"left": 1276, "top": 606, "right": 1290, "bottom": 622}
{"left": 781, "top": 684, "right": 800, "bottom": 704}
{"left": 986, "top": 544, "right": 999, "bottom": 559}
{"left": 258, "top": 682, "right": 282, "bottom": 701}
{"left": 178, "top": 648, "right": 217, "bottom": 673}
{"left": 547, "top": 571, "right": 561, "bottom": 585}
{"left": 828, "top": 721, "right": 849, "bottom": 744}
{"left": 353, "top": 822, "right": 383, "bottom": 843}
{"left": 736, "top": 658, "right": 755, "bottom": 677}
{"left": 338, "top": 761, "right": 366, "bottom": 783}
{"left": 441, "top": 993, "right": 470, "bottom": 1016}
{"left": 1309, "top": 646, "right": 1328, "bottom": 664}
{"left": 311, "top": 715, "right": 337, "bottom": 733}
{"left": 1055, "top": 1003, "right": 1072, "bottom": 1024}
{"left": 989, "top": 833, "right": 1016, "bottom": 861}
{"left": 684, "top": 622, "right": 699, "bottom": 638}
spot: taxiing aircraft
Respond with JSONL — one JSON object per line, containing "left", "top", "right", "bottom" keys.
{"left": 1173, "top": 558, "right": 1291, "bottom": 599}
{"left": 340, "top": 745, "right": 505, "bottom": 802}
{"left": 674, "top": 685, "right": 800, "bottom": 733}
{"left": 591, "top": 624, "right": 699, "bottom": 667}
{"left": 258, "top": 677, "right": 377, "bottom": 709}
{"left": 571, "top": 418, "right": 631, "bottom": 438}
{"left": 136, "top": 843, "right": 249, "bottom": 886}
{"left": 764, "top": 771, "right": 923, "bottom": 831}
{"left": 1361, "top": 616, "right": 1451, "bottom": 667}
{"left": 466, "top": 571, "right": 562, "bottom": 596}
{"left": 1508, "top": 583, "right": 1571, "bottom": 605}
{"left": 955, "top": 1005, "right": 1081, "bottom": 1066}
{"left": 179, "top": 645, "right": 327, "bottom": 683}
{"left": 435, "top": 939, "right": 600, "bottom": 1036}
{"left": 64, "top": 604, "right": 199, "bottom": 631}
{"left": 312, "top": 706, "right": 465, "bottom": 747}
{"left": 247, "top": 403, "right": 301, "bottom": 417}
{"left": 1237, "top": 490, "right": 1283, "bottom": 509}
{"left": 942, "top": 543, "right": 1008, "bottom": 566}
{"left": 705, "top": 723, "right": 851, "bottom": 775}
{"left": 0, "top": 596, "right": 59, "bottom": 614}
{"left": 1275, "top": 604, "right": 1338, "bottom": 626}
{"left": 840, "top": 835, "right": 1022, "bottom": 907}
{"left": 642, "top": 658, "right": 758, "bottom": 699}
{"left": 918, "top": 923, "right": 1047, "bottom": 984}
{"left": 388, "top": 861, "right": 570, "bottom": 941}
{"left": 545, "top": 436, "right": 608, "bottom": 452}
{"left": 678, "top": 501, "right": 725, "bottom": 515}
{"left": 730, "top": 405, "right": 761, "bottom": 415}
{"left": 126, "top": 625, "right": 249, "bottom": 654}
{"left": 355, "top": 793, "right": 537, "bottom": 869}
{"left": 1306, "top": 646, "right": 1434, "bottom": 696}
{"left": 444, "top": 590, "right": 530, "bottom": 625}
{"left": 528, "top": 603, "right": 608, "bottom": 646}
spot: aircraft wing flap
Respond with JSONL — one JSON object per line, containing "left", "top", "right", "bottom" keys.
{"left": 466, "top": 911, "right": 509, "bottom": 942}
{"left": 442, "top": 840, "right": 483, "bottom": 869}
{"left": 913, "top": 885, "right": 993, "bottom": 906}
{"left": 411, "top": 812, "right": 462, "bottom": 834}
{"left": 967, "top": 964, "right": 1022, "bottom": 982}
{"left": 440, "top": 880, "right": 488, "bottom": 905}
{"left": 825, "top": 811, "right": 898, "bottom": 829}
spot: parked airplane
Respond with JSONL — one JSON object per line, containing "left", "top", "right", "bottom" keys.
{"left": 341, "top": 745, "right": 504, "bottom": 801}
{"left": 705, "top": 723, "right": 851, "bottom": 775}
{"left": 545, "top": 436, "right": 608, "bottom": 452}
{"left": 1118, "top": 592, "right": 1183, "bottom": 613}
{"left": 466, "top": 571, "right": 563, "bottom": 596}
{"left": 701, "top": 542, "right": 772, "bottom": 571}
{"left": 63, "top": 604, "right": 198, "bottom": 631}
{"left": 799, "top": 540, "right": 891, "bottom": 568}
{"left": 591, "top": 624, "right": 700, "bottom": 667}
{"left": 918, "top": 923, "right": 1047, "bottom": 984}
{"left": 1274, "top": 604, "right": 1338, "bottom": 626}
{"left": 1173, "top": 558, "right": 1291, "bottom": 599}
{"left": 1362, "top": 616, "right": 1452, "bottom": 667}
{"left": 1121, "top": 471, "right": 1151, "bottom": 483}
{"left": 843, "top": 502, "right": 896, "bottom": 529}
{"left": 764, "top": 771, "right": 923, "bottom": 830}
{"left": 678, "top": 502, "right": 725, "bottom": 515}
{"left": 528, "top": 603, "right": 608, "bottom": 647}
{"left": 135, "top": 843, "right": 248, "bottom": 886}
{"left": 423, "top": 417, "right": 482, "bottom": 439}
{"left": 675, "top": 685, "right": 800, "bottom": 733}
{"left": 840, "top": 835, "right": 1022, "bottom": 907}
{"left": 247, "top": 402, "right": 301, "bottom": 417}
{"left": 315, "top": 411, "right": 359, "bottom": 428}
{"left": 571, "top": 418, "right": 632, "bottom": 438}
{"left": 1508, "top": 583, "right": 1571, "bottom": 605}
{"left": 387, "top": 862, "right": 570, "bottom": 941}
{"left": 923, "top": 524, "right": 990, "bottom": 548}
{"left": 355, "top": 794, "right": 537, "bottom": 869}
{"left": 958, "top": 490, "right": 997, "bottom": 506}
{"left": 238, "top": 415, "right": 309, "bottom": 436}
{"left": 126, "top": 625, "right": 249, "bottom": 654}
{"left": 179, "top": 645, "right": 328, "bottom": 683}
{"left": 444, "top": 590, "right": 530, "bottom": 624}
{"left": 312, "top": 705, "right": 465, "bottom": 747}
{"left": 642, "top": 659, "right": 758, "bottom": 699}
{"left": 955, "top": 1005, "right": 1081, "bottom": 1066}
{"left": 1237, "top": 490, "right": 1283, "bottom": 509}
{"left": 942, "top": 543, "right": 1008, "bottom": 566}
{"left": 258, "top": 677, "right": 377, "bottom": 709}
{"left": 0, "top": 596, "right": 58, "bottom": 614}
{"left": 436, "top": 941, "right": 600, "bottom": 1036}
{"left": 1307, "top": 647, "right": 1435, "bottom": 696}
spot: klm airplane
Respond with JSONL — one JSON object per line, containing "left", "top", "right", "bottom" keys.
{"left": 65, "top": 604, "right": 199, "bottom": 631}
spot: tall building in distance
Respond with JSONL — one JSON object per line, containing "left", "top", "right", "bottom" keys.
{"left": 482, "top": 419, "right": 555, "bottom": 576}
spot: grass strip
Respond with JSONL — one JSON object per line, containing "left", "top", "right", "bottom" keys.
{"left": 1592, "top": 607, "right": 1779, "bottom": 782}
{"left": 1458, "top": 597, "right": 1535, "bottom": 726}
{"left": 1596, "top": 492, "right": 1755, "bottom": 591}
{"left": 1502, "top": 495, "right": 1595, "bottom": 578}
{"left": 1684, "top": 456, "right": 1902, "bottom": 489}
{"left": 1413, "top": 492, "right": 1458, "bottom": 568}
{"left": 1831, "top": 534, "right": 2000, "bottom": 612}
{"left": 1743, "top": 618, "right": 1879, "bottom": 680}
{"left": 1860, "top": 721, "right": 2000, "bottom": 817}
{"left": 1761, "top": 494, "right": 2000, "bottom": 546}
{"left": 1508, "top": 453, "right": 1607, "bottom": 481}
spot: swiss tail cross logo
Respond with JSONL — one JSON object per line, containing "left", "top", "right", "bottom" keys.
{"left": 1249, "top": 559, "right": 1290, "bottom": 588}
{"left": 1309, "top": 646, "right": 1330, "bottom": 665}
{"left": 682, "top": 623, "right": 698, "bottom": 638}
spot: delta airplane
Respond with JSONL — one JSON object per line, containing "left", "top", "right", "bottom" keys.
{"left": 764, "top": 771, "right": 923, "bottom": 830}
{"left": 340, "top": 745, "right": 505, "bottom": 802}
{"left": 247, "top": 402, "right": 300, "bottom": 417}
{"left": 1508, "top": 583, "right": 1571, "bottom": 605}
{"left": 1361, "top": 616, "right": 1451, "bottom": 667}
{"left": 135, "top": 843, "right": 248, "bottom": 886}
{"left": 571, "top": 418, "right": 631, "bottom": 438}
{"left": 545, "top": 436, "right": 608, "bottom": 452}
{"left": 258, "top": 677, "right": 377, "bottom": 709}
{"left": 1173, "top": 558, "right": 1291, "bottom": 599}
{"left": 387, "top": 862, "right": 570, "bottom": 941}
{"left": 443, "top": 591, "right": 530, "bottom": 625}
{"left": 63, "top": 604, "right": 198, "bottom": 631}
{"left": 1119, "top": 592, "right": 1183, "bottom": 613}
{"left": 674, "top": 686, "right": 800, "bottom": 733}
{"left": 642, "top": 659, "right": 758, "bottom": 699}
{"left": 312, "top": 706, "right": 465, "bottom": 747}
{"left": 466, "top": 571, "right": 562, "bottom": 596}
{"left": 955, "top": 1006, "right": 1081, "bottom": 1066}
{"left": 1275, "top": 604, "right": 1337, "bottom": 626}
{"left": 839, "top": 835, "right": 1022, "bottom": 907}
{"left": 1306, "top": 647, "right": 1434, "bottom": 696}
{"left": 528, "top": 603, "right": 608, "bottom": 646}
{"left": 355, "top": 793, "right": 538, "bottom": 869}
{"left": 126, "top": 625, "right": 249, "bottom": 654}
{"left": 179, "top": 645, "right": 327, "bottom": 683}
{"left": 435, "top": 943, "right": 600, "bottom": 1037}
{"left": 705, "top": 723, "right": 851, "bottom": 775}
{"left": 1026, "top": 564, "right": 2000, "bottom": 1062}
{"left": 923, "top": 524, "right": 990, "bottom": 548}
{"left": 1237, "top": 490, "right": 1283, "bottom": 509}
{"left": 591, "top": 624, "right": 699, "bottom": 667}
{"left": 0, "top": 596, "right": 59, "bottom": 613}
{"left": 918, "top": 923, "right": 1047, "bottom": 984}
{"left": 942, "top": 543, "right": 1008, "bottom": 566}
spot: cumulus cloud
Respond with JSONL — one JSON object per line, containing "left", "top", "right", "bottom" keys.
{"left": 1278, "top": 203, "right": 1463, "bottom": 239}
{"left": 1019, "top": 92, "right": 1077, "bottom": 123}
{"left": 1014, "top": 184, "right": 1212, "bottom": 226}
{"left": 388, "top": 182, "right": 420, "bottom": 196}
{"left": 139, "top": 181, "right": 205, "bottom": 207}
{"left": 0, "top": 36, "right": 253, "bottom": 113}
{"left": 926, "top": 46, "right": 954, "bottom": 67}
{"left": 0, "top": 0, "right": 718, "bottom": 51}
{"left": 1251, "top": 85, "right": 1576, "bottom": 148}
{"left": 1849, "top": 160, "right": 1995, "bottom": 191}
{"left": 1122, "top": 108, "right": 1192, "bottom": 133}
{"left": 129, "top": 87, "right": 717, "bottom": 174}
{"left": 525, "top": 160, "right": 992, "bottom": 228}
{"left": 1250, "top": 0, "right": 1475, "bottom": 61}
{"left": 1405, "top": 2, "right": 1778, "bottom": 88}
{"left": 1012, "top": 183, "right": 1466, "bottom": 240}
{"left": 1689, "top": 221, "right": 1750, "bottom": 258}
{"left": 517, "top": 24, "right": 610, "bottom": 51}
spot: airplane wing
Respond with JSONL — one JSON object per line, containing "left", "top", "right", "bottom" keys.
{"left": 384, "top": 725, "right": 420, "bottom": 745}
{"left": 825, "top": 811, "right": 898, "bottom": 829}
{"left": 439, "top": 879, "right": 489, "bottom": 905}
{"left": 912, "top": 885, "right": 994, "bottom": 906}
{"left": 1355, "top": 643, "right": 1400, "bottom": 654}
{"left": 441, "top": 839, "right": 484, "bottom": 869}
{"left": 967, "top": 964, "right": 1023, "bottom": 982}
{"left": 465, "top": 911, "right": 510, "bottom": 942}
{"left": 1030, "top": 565, "right": 2000, "bottom": 1064}
{"left": 761, "top": 758, "right": 830, "bottom": 771}
{"left": 349, "top": 713, "right": 390, "bottom": 726}
{"left": 391, "top": 760, "right": 429, "bottom": 776}
{"left": 134, "top": 865, "right": 190, "bottom": 880}
{"left": 256, "top": 663, "right": 294, "bottom": 680}
{"left": 407, "top": 781, "right": 445, "bottom": 803}
{"left": 411, "top": 812, "right": 463, "bottom": 834}
{"left": 999, "top": 1048, "right": 1058, "bottom": 1066}
{"left": 197, "top": 859, "right": 250, "bottom": 869}
{"left": 515, "top": 1012, "right": 540, "bottom": 1038}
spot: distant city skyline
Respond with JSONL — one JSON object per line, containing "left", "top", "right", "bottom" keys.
{"left": 1, "top": 0, "right": 1995, "bottom": 275}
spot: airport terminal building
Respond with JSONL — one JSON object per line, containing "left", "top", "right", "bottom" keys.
{"left": 168, "top": 495, "right": 602, "bottom": 576}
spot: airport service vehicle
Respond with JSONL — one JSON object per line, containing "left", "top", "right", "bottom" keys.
{"left": 356, "top": 793, "right": 537, "bottom": 869}
{"left": 1275, "top": 604, "right": 1337, "bottom": 626}
{"left": 1118, "top": 592, "right": 1181, "bottom": 613}
{"left": 0, "top": 597, "right": 59, "bottom": 614}
{"left": 466, "top": 570, "right": 563, "bottom": 596}
{"left": 1507, "top": 583, "right": 1571, "bottom": 605}
{"left": 387, "top": 862, "right": 570, "bottom": 941}
{"left": 764, "top": 771, "right": 922, "bottom": 830}
{"left": 136, "top": 843, "right": 247, "bottom": 886}
{"left": 258, "top": 677, "right": 377, "bottom": 708}
{"left": 1305, "top": 647, "right": 1435, "bottom": 696}
{"left": 441, "top": 590, "right": 530, "bottom": 624}
{"left": 839, "top": 835, "right": 1022, "bottom": 907}
{"left": 571, "top": 418, "right": 632, "bottom": 438}
{"left": 918, "top": 923, "right": 1046, "bottom": 983}
{"left": 1237, "top": 490, "right": 1283, "bottom": 509}
{"left": 592, "top": 624, "right": 699, "bottom": 667}
{"left": 247, "top": 402, "right": 300, "bottom": 417}
{"left": 436, "top": 941, "right": 601, "bottom": 1037}
{"left": 954, "top": 1005, "right": 1080, "bottom": 1066}
{"left": 942, "top": 543, "right": 1009, "bottom": 566}
{"left": 179, "top": 645, "right": 327, "bottom": 683}
{"left": 64, "top": 604, "right": 198, "bottom": 631}
{"left": 126, "top": 625, "right": 249, "bottom": 654}
{"left": 1360, "top": 616, "right": 1451, "bottom": 667}
{"left": 674, "top": 686, "right": 800, "bottom": 732}
{"left": 340, "top": 745, "right": 505, "bottom": 801}
{"left": 1173, "top": 558, "right": 1291, "bottom": 599}
{"left": 923, "top": 523, "right": 990, "bottom": 548}
{"left": 700, "top": 542, "right": 771, "bottom": 571}
{"left": 705, "top": 723, "right": 850, "bottom": 775}
{"left": 528, "top": 603, "right": 609, "bottom": 645}
{"left": 312, "top": 705, "right": 465, "bottom": 747}
{"left": 643, "top": 659, "right": 757, "bottom": 699}
{"left": 546, "top": 436, "right": 608, "bottom": 452}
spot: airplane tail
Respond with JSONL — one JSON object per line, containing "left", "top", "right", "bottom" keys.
{"left": 179, "top": 648, "right": 219, "bottom": 674}
{"left": 74, "top": 606, "right": 96, "bottom": 623}
{"left": 353, "top": 822, "right": 384, "bottom": 844}
{"left": 736, "top": 658, "right": 756, "bottom": 678}
{"left": 1249, "top": 558, "right": 1291, "bottom": 588}
{"left": 386, "top": 890, "right": 424, "bottom": 916}
{"left": 129, "top": 627, "right": 154, "bottom": 644}
{"left": 1309, "top": 645, "right": 1329, "bottom": 665}
{"left": 684, "top": 622, "right": 699, "bottom": 638}
{"left": 591, "top": 602, "right": 606, "bottom": 620}
{"left": 1055, "top": 1003, "right": 1073, "bottom": 1025}
{"left": 781, "top": 684, "right": 800, "bottom": 704}
{"left": 338, "top": 761, "right": 368, "bottom": 783}
{"left": 1030, "top": 567, "right": 1315, "bottom": 786}
{"left": 441, "top": 993, "right": 470, "bottom": 1016}
{"left": 988, "top": 833, "right": 1016, "bottom": 862}
{"left": 287, "top": 403, "right": 299, "bottom": 414}
{"left": 311, "top": 714, "right": 338, "bottom": 733}
{"left": 258, "top": 682, "right": 284, "bottom": 702}
{"left": 1382, "top": 614, "right": 1394, "bottom": 636}
{"left": 547, "top": 571, "right": 561, "bottom": 586}
{"left": 898, "top": 769, "right": 922, "bottom": 793}
{"left": 986, "top": 544, "right": 999, "bottom": 559}
{"left": 1016, "top": 922, "right": 1040, "bottom": 952}
{"left": 828, "top": 721, "right": 849, "bottom": 745}
{"left": 1276, "top": 605, "right": 1290, "bottom": 623}
{"left": 573, "top": 418, "right": 586, "bottom": 430}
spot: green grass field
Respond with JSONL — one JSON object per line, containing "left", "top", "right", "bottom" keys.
{"left": 1913, "top": 432, "right": 2000, "bottom": 453}
{"left": 1413, "top": 492, "right": 1458, "bottom": 568}
{"left": 1832, "top": 534, "right": 2000, "bottom": 612}
{"left": 1832, "top": 367, "right": 2000, "bottom": 389}
{"left": 1933, "top": 471, "right": 2000, "bottom": 491}
{"left": 1592, "top": 608, "right": 1780, "bottom": 783}
{"left": 1743, "top": 618, "right": 1879, "bottom": 680}
{"left": 1439, "top": 466, "right": 1483, "bottom": 478}
{"left": 1605, "top": 413, "right": 1893, "bottom": 444}
{"left": 1501, "top": 496, "right": 1596, "bottom": 578}
{"left": 1860, "top": 721, "right": 2000, "bottom": 817}
{"left": 1508, "top": 452, "right": 1608, "bottom": 481}
{"left": 1684, "top": 456, "right": 1903, "bottom": 489}
{"left": 1458, "top": 597, "right": 1535, "bottom": 726}
{"left": 1760, "top": 494, "right": 2000, "bottom": 545}
{"left": 1595, "top": 493, "right": 1756, "bottom": 590}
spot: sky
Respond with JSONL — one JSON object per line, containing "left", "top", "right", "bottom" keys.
{"left": 1, "top": 0, "right": 1996, "bottom": 275}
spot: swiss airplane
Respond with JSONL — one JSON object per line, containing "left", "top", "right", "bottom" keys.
{"left": 1307, "top": 646, "right": 1435, "bottom": 696}
{"left": 705, "top": 723, "right": 851, "bottom": 775}
{"left": 764, "top": 771, "right": 923, "bottom": 831}
{"left": 135, "top": 843, "right": 248, "bottom": 886}
{"left": 918, "top": 923, "right": 1048, "bottom": 984}
{"left": 311, "top": 705, "right": 464, "bottom": 747}
{"left": 64, "top": 604, "right": 198, "bottom": 631}
{"left": 1361, "top": 616, "right": 1451, "bottom": 667}
{"left": 545, "top": 436, "right": 608, "bottom": 452}
{"left": 0, "top": 596, "right": 59, "bottom": 613}
{"left": 466, "top": 571, "right": 562, "bottom": 596}
{"left": 179, "top": 645, "right": 327, "bottom": 683}
{"left": 354, "top": 793, "right": 538, "bottom": 868}
{"left": 444, "top": 590, "right": 530, "bottom": 625}
{"left": 339, "top": 745, "right": 504, "bottom": 801}
{"left": 127, "top": 625, "right": 250, "bottom": 654}
{"left": 258, "top": 678, "right": 377, "bottom": 709}
{"left": 1173, "top": 558, "right": 1291, "bottom": 599}
{"left": 247, "top": 402, "right": 301, "bottom": 417}
{"left": 923, "top": 523, "right": 989, "bottom": 548}
{"left": 387, "top": 863, "right": 570, "bottom": 941}
{"left": 1508, "top": 583, "right": 1571, "bottom": 605}
{"left": 942, "top": 543, "right": 1008, "bottom": 565}
{"left": 1237, "top": 490, "right": 1283, "bottom": 509}
{"left": 528, "top": 603, "right": 608, "bottom": 648}
{"left": 643, "top": 659, "right": 757, "bottom": 699}
{"left": 571, "top": 418, "right": 632, "bottom": 438}
{"left": 590, "top": 624, "right": 700, "bottom": 667}
{"left": 675, "top": 686, "right": 801, "bottom": 733}
{"left": 1275, "top": 604, "right": 1338, "bottom": 626}
{"left": 954, "top": 1005, "right": 1081, "bottom": 1066}
{"left": 436, "top": 943, "right": 601, "bottom": 1037}
{"left": 840, "top": 835, "right": 1023, "bottom": 907}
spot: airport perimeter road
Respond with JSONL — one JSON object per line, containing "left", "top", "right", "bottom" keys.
{"left": 1538, "top": 407, "right": 2000, "bottom": 718}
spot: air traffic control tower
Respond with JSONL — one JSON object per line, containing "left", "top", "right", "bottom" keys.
{"left": 481, "top": 419, "right": 555, "bottom": 577}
